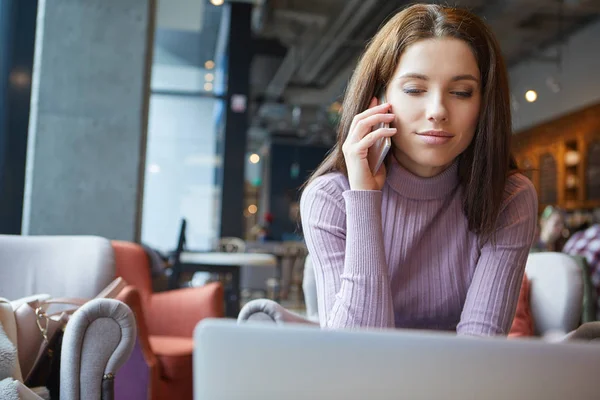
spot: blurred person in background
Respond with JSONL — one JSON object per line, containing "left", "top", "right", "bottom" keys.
{"left": 562, "top": 213, "right": 600, "bottom": 320}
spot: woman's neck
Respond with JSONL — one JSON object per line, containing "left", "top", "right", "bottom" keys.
{"left": 385, "top": 154, "right": 460, "bottom": 200}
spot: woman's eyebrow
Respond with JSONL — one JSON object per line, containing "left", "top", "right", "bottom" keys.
{"left": 451, "top": 74, "right": 480, "bottom": 83}
{"left": 397, "top": 73, "right": 480, "bottom": 84}
{"left": 398, "top": 72, "right": 428, "bottom": 81}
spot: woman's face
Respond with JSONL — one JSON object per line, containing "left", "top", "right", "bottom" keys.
{"left": 385, "top": 38, "right": 482, "bottom": 177}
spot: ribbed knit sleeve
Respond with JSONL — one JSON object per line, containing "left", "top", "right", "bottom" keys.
{"left": 456, "top": 174, "right": 538, "bottom": 336}
{"left": 300, "top": 175, "right": 394, "bottom": 329}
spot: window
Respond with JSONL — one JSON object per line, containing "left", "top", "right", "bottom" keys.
{"left": 141, "top": 2, "right": 228, "bottom": 252}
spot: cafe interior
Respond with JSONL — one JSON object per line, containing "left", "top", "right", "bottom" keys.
{"left": 1, "top": 0, "right": 600, "bottom": 399}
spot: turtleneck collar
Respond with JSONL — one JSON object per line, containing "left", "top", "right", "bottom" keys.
{"left": 385, "top": 156, "right": 460, "bottom": 200}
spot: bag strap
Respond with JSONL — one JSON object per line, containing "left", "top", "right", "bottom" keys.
{"left": 41, "top": 298, "right": 88, "bottom": 307}
{"left": 27, "top": 277, "right": 127, "bottom": 308}
{"left": 95, "top": 277, "right": 127, "bottom": 299}
{"left": 27, "top": 277, "right": 128, "bottom": 317}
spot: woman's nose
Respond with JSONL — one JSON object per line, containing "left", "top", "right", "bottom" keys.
{"left": 426, "top": 95, "right": 448, "bottom": 123}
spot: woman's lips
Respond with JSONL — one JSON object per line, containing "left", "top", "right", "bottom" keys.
{"left": 415, "top": 130, "right": 454, "bottom": 145}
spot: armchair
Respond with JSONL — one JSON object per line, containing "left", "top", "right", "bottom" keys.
{"left": 0, "top": 235, "right": 114, "bottom": 300}
{"left": 0, "top": 298, "right": 135, "bottom": 400}
{"left": 525, "top": 252, "right": 585, "bottom": 336}
{"left": 111, "top": 240, "right": 224, "bottom": 400}
{"left": 0, "top": 235, "right": 135, "bottom": 399}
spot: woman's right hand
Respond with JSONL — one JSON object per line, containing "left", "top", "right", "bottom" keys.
{"left": 342, "top": 97, "right": 396, "bottom": 191}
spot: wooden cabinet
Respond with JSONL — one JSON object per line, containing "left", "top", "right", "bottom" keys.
{"left": 538, "top": 152, "right": 558, "bottom": 205}
{"left": 587, "top": 140, "right": 600, "bottom": 201}
{"left": 513, "top": 102, "right": 600, "bottom": 210}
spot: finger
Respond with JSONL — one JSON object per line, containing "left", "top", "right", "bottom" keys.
{"left": 349, "top": 100, "right": 392, "bottom": 133}
{"left": 353, "top": 101, "right": 391, "bottom": 126}
{"left": 348, "top": 113, "right": 395, "bottom": 142}
{"left": 357, "top": 127, "right": 397, "bottom": 149}
{"left": 349, "top": 97, "right": 377, "bottom": 133}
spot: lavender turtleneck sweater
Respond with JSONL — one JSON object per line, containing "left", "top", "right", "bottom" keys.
{"left": 300, "top": 157, "right": 538, "bottom": 336}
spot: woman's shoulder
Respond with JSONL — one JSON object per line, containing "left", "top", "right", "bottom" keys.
{"left": 500, "top": 172, "right": 538, "bottom": 213}
{"left": 300, "top": 172, "right": 349, "bottom": 209}
{"left": 504, "top": 172, "right": 537, "bottom": 197}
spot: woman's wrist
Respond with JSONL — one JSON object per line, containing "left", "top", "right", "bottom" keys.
{"left": 343, "top": 190, "right": 382, "bottom": 216}
{"left": 348, "top": 173, "right": 383, "bottom": 191}
{"left": 349, "top": 183, "right": 381, "bottom": 191}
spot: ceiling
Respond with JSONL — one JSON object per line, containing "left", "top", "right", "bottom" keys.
{"left": 248, "top": 0, "right": 600, "bottom": 146}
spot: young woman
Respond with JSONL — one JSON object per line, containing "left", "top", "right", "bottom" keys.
{"left": 300, "top": 4, "right": 538, "bottom": 336}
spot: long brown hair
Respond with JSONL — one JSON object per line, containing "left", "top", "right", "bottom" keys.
{"left": 304, "top": 4, "right": 517, "bottom": 240}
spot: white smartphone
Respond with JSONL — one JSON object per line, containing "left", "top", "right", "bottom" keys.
{"left": 367, "top": 93, "right": 392, "bottom": 174}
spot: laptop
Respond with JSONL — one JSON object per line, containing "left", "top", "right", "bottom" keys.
{"left": 194, "top": 319, "right": 600, "bottom": 400}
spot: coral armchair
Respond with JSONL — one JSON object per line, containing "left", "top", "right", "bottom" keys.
{"left": 111, "top": 241, "right": 224, "bottom": 400}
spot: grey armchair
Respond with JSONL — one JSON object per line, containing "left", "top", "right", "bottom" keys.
{"left": 0, "top": 234, "right": 135, "bottom": 399}
{"left": 0, "top": 297, "right": 135, "bottom": 400}
{"left": 0, "top": 235, "right": 115, "bottom": 300}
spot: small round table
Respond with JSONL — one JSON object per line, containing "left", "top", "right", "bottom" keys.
{"left": 172, "top": 252, "right": 277, "bottom": 318}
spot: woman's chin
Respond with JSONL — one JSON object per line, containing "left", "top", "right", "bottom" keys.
{"left": 395, "top": 151, "right": 456, "bottom": 174}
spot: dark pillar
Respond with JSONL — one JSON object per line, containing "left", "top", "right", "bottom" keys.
{"left": 0, "top": 0, "right": 37, "bottom": 234}
{"left": 218, "top": 3, "right": 252, "bottom": 238}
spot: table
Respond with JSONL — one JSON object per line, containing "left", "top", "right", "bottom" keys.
{"left": 245, "top": 241, "right": 285, "bottom": 254}
{"left": 246, "top": 241, "right": 308, "bottom": 300}
{"left": 170, "top": 251, "right": 277, "bottom": 318}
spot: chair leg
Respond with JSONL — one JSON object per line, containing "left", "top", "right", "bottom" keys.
{"left": 168, "top": 263, "right": 182, "bottom": 290}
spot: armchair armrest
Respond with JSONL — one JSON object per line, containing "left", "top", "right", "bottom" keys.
{"left": 115, "top": 286, "right": 160, "bottom": 400}
{"left": 147, "top": 282, "right": 224, "bottom": 337}
{"left": 238, "top": 299, "right": 318, "bottom": 326}
{"left": 564, "top": 321, "right": 600, "bottom": 342}
{"left": 60, "top": 299, "right": 136, "bottom": 400}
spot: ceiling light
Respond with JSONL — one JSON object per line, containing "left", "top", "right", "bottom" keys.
{"left": 525, "top": 90, "right": 537, "bottom": 103}
{"left": 248, "top": 204, "right": 258, "bottom": 214}
{"left": 210, "top": 0, "right": 224, "bottom": 6}
{"left": 205, "top": 60, "right": 215, "bottom": 69}
{"left": 205, "top": 73, "right": 214, "bottom": 82}
{"left": 249, "top": 153, "right": 260, "bottom": 164}
{"left": 204, "top": 82, "right": 213, "bottom": 91}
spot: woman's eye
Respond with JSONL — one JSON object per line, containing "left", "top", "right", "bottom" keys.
{"left": 452, "top": 91, "right": 473, "bottom": 98}
{"left": 403, "top": 88, "right": 424, "bottom": 95}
